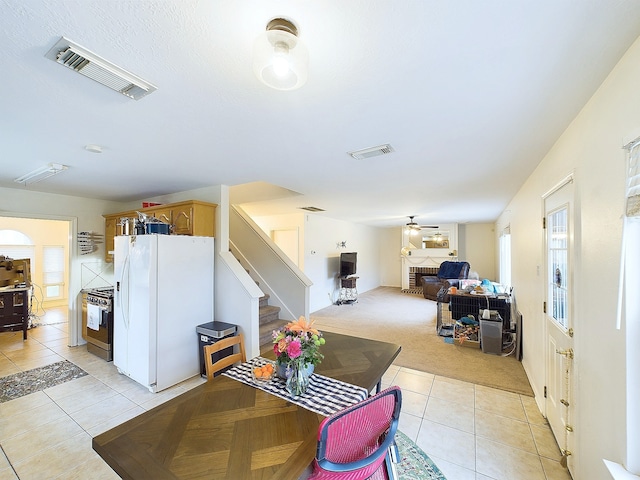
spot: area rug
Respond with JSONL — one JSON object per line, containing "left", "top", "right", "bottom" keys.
{"left": 396, "top": 430, "right": 446, "bottom": 479}
{"left": 312, "top": 286, "right": 533, "bottom": 396}
{"left": 0, "top": 360, "right": 87, "bottom": 403}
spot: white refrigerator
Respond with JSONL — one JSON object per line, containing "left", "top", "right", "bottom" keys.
{"left": 114, "top": 234, "right": 214, "bottom": 392}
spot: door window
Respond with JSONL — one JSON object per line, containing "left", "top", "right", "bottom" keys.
{"left": 548, "top": 208, "right": 569, "bottom": 328}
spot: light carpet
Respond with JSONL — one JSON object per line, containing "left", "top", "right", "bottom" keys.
{"left": 311, "top": 286, "right": 533, "bottom": 396}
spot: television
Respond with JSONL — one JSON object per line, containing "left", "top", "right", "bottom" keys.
{"left": 339, "top": 252, "right": 357, "bottom": 277}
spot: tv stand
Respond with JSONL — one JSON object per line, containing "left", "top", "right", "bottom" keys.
{"left": 337, "top": 276, "right": 358, "bottom": 305}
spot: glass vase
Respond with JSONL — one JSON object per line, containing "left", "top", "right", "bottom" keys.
{"left": 275, "top": 358, "right": 288, "bottom": 379}
{"left": 285, "top": 361, "right": 314, "bottom": 397}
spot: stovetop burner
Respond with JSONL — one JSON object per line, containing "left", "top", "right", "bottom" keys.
{"left": 86, "top": 286, "right": 114, "bottom": 297}
{"left": 86, "top": 287, "right": 114, "bottom": 309}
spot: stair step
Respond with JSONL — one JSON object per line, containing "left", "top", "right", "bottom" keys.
{"left": 259, "top": 318, "right": 288, "bottom": 349}
{"left": 259, "top": 305, "right": 281, "bottom": 325}
{"left": 259, "top": 294, "right": 270, "bottom": 308}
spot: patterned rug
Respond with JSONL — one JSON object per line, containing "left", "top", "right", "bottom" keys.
{"left": 396, "top": 430, "right": 447, "bottom": 479}
{"left": 0, "top": 360, "right": 87, "bottom": 403}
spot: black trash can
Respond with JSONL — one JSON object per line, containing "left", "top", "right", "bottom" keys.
{"left": 196, "top": 321, "right": 238, "bottom": 378}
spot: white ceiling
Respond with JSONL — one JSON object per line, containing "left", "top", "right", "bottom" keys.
{"left": 2, "top": 1, "right": 640, "bottom": 228}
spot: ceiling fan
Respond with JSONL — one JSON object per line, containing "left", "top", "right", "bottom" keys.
{"left": 405, "top": 216, "right": 439, "bottom": 233}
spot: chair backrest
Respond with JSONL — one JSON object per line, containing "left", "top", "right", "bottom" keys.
{"left": 203, "top": 333, "right": 246, "bottom": 380}
{"left": 437, "top": 261, "right": 470, "bottom": 280}
{"left": 312, "top": 386, "right": 402, "bottom": 479}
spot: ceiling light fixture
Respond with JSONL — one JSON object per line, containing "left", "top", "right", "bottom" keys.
{"left": 404, "top": 216, "right": 421, "bottom": 235}
{"left": 404, "top": 216, "right": 439, "bottom": 235}
{"left": 348, "top": 144, "right": 395, "bottom": 160}
{"left": 85, "top": 144, "right": 103, "bottom": 153}
{"left": 45, "top": 37, "right": 157, "bottom": 100}
{"left": 253, "top": 18, "right": 309, "bottom": 91}
{"left": 14, "top": 163, "right": 68, "bottom": 185}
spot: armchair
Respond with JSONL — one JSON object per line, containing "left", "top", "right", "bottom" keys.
{"left": 421, "top": 261, "right": 470, "bottom": 301}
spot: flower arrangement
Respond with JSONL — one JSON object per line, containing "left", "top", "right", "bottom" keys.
{"left": 272, "top": 316, "right": 325, "bottom": 367}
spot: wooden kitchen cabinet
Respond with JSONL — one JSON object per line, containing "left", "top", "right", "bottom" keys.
{"left": 150, "top": 207, "right": 172, "bottom": 225}
{"left": 103, "top": 200, "right": 216, "bottom": 262}
{"left": 170, "top": 201, "right": 216, "bottom": 236}
{"left": 103, "top": 215, "right": 121, "bottom": 263}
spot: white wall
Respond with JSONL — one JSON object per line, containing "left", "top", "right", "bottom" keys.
{"left": 496, "top": 35, "right": 640, "bottom": 479}
{"left": 304, "top": 214, "right": 382, "bottom": 312}
{"left": 379, "top": 227, "right": 402, "bottom": 287}
{"left": 251, "top": 212, "right": 305, "bottom": 268}
{"left": 459, "top": 223, "right": 496, "bottom": 280}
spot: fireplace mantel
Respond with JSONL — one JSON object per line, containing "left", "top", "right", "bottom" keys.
{"left": 401, "top": 255, "right": 456, "bottom": 291}
{"left": 400, "top": 223, "right": 458, "bottom": 292}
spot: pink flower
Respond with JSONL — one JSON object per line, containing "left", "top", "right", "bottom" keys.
{"left": 287, "top": 339, "right": 302, "bottom": 359}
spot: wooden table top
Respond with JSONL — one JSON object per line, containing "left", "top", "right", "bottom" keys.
{"left": 92, "top": 331, "right": 401, "bottom": 480}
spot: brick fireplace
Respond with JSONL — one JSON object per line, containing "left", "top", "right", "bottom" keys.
{"left": 409, "top": 266, "right": 439, "bottom": 289}
{"left": 401, "top": 255, "right": 452, "bottom": 293}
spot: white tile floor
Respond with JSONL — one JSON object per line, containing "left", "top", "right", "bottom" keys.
{"left": 380, "top": 366, "right": 572, "bottom": 480}
{"left": 0, "top": 310, "right": 573, "bottom": 480}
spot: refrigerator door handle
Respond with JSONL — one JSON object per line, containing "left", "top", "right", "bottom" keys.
{"left": 120, "top": 253, "right": 131, "bottom": 329}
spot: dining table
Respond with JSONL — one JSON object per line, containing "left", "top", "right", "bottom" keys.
{"left": 92, "top": 331, "right": 401, "bottom": 480}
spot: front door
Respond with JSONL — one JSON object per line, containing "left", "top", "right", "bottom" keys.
{"left": 544, "top": 179, "right": 576, "bottom": 474}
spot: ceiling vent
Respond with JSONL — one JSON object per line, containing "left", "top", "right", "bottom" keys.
{"left": 347, "top": 144, "right": 395, "bottom": 160}
{"left": 45, "top": 37, "right": 157, "bottom": 100}
{"left": 300, "top": 206, "right": 325, "bottom": 212}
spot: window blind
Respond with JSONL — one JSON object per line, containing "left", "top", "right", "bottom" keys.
{"left": 43, "top": 246, "right": 64, "bottom": 285}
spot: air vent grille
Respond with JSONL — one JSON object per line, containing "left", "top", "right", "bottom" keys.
{"left": 45, "top": 37, "right": 157, "bottom": 100}
{"left": 348, "top": 144, "right": 395, "bottom": 160}
{"left": 300, "top": 206, "right": 325, "bottom": 212}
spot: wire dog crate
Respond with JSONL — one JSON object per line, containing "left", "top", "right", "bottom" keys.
{"left": 450, "top": 294, "right": 511, "bottom": 330}
{"left": 437, "top": 291, "right": 517, "bottom": 355}
{"left": 436, "top": 300, "right": 455, "bottom": 337}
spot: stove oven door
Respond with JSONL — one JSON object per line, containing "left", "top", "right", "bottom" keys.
{"left": 86, "top": 304, "right": 113, "bottom": 360}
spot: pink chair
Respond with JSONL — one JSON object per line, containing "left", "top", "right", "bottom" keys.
{"left": 308, "top": 386, "right": 402, "bottom": 480}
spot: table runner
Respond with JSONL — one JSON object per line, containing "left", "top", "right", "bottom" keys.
{"left": 223, "top": 357, "right": 369, "bottom": 416}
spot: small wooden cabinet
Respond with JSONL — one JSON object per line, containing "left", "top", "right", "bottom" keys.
{"left": 103, "top": 200, "right": 217, "bottom": 262}
{"left": 0, "top": 288, "right": 30, "bottom": 340}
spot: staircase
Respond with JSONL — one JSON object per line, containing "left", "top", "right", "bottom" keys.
{"left": 233, "top": 255, "right": 291, "bottom": 352}
{"left": 259, "top": 294, "right": 287, "bottom": 352}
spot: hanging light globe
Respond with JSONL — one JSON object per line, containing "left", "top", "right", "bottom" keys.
{"left": 253, "top": 18, "right": 309, "bottom": 91}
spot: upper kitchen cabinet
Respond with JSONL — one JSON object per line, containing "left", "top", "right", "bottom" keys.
{"left": 152, "top": 207, "right": 173, "bottom": 226}
{"left": 103, "top": 215, "right": 120, "bottom": 263}
{"left": 169, "top": 201, "right": 215, "bottom": 236}
{"left": 103, "top": 200, "right": 217, "bottom": 262}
